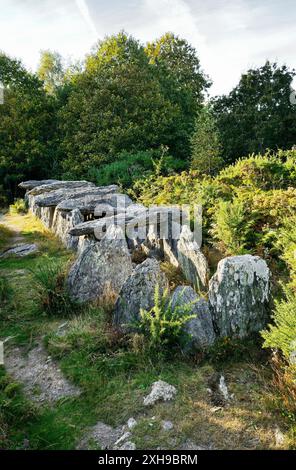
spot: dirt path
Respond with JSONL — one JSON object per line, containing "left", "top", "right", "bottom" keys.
{"left": 0, "top": 212, "right": 26, "bottom": 245}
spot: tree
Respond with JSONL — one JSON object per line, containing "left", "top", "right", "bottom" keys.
{"left": 212, "top": 62, "right": 296, "bottom": 164}
{"left": 146, "top": 33, "right": 211, "bottom": 158}
{"left": 191, "top": 107, "right": 223, "bottom": 175}
{"left": 0, "top": 53, "right": 58, "bottom": 199}
{"left": 38, "top": 50, "right": 65, "bottom": 95}
{"left": 60, "top": 32, "right": 181, "bottom": 178}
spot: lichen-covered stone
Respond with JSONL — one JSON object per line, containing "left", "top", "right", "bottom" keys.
{"left": 143, "top": 380, "right": 177, "bottom": 406}
{"left": 209, "top": 255, "right": 270, "bottom": 338}
{"left": 67, "top": 225, "right": 133, "bottom": 303}
{"left": 113, "top": 258, "right": 169, "bottom": 326}
{"left": 52, "top": 208, "right": 84, "bottom": 250}
{"left": 176, "top": 226, "right": 209, "bottom": 290}
{"left": 27, "top": 180, "right": 95, "bottom": 196}
{"left": 170, "top": 286, "right": 215, "bottom": 350}
{"left": 19, "top": 179, "right": 59, "bottom": 190}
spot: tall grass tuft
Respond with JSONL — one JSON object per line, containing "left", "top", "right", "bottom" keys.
{"left": 31, "top": 258, "right": 76, "bottom": 317}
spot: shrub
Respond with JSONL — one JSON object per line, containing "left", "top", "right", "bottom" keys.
{"left": 276, "top": 216, "right": 296, "bottom": 290}
{"left": 216, "top": 151, "right": 296, "bottom": 191}
{"left": 211, "top": 198, "right": 253, "bottom": 255}
{"left": 262, "top": 289, "right": 296, "bottom": 363}
{"left": 31, "top": 258, "right": 75, "bottom": 316}
{"left": 9, "top": 198, "right": 28, "bottom": 214}
{"left": 135, "top": 285, "right": 196, "bottom": 355}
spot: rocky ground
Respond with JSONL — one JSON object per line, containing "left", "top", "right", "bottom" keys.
{"left": 0, "top": 210, "right": 293, "bottom": 450}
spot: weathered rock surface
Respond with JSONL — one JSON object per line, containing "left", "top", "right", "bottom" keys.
{"left": 56, "top": 191, "right": 131, "bottom": 214}
{"left": 5, "top": 344, "right": 80, "bottom": 403}
{"left": 0, "top": 243, "right": 38, "bottom": 258}
{"left": 52, "top": 208, "right": 84, "bottom": 250}
{"left": 19, "top": 179, "right": 59, "bottom": 190}
{"left": 113, "top": 258, "right": 169, "bottom": 326}
{"left": 27, "top": 180, "right": 95, "bottom": 196}
{"left": 67, "top": 225, "right": 133, "bottom": 303}
{"left": 176, "top": 226, "right": 209, "bottom": 290}
{"left": 170, "top": 286, "right": 215, "bottom": 350}
{"left": 143, "top": 380, "right": 177, "bottom": 406}
{"left": 209, "top": 255, "right": 270, "bottom": 338}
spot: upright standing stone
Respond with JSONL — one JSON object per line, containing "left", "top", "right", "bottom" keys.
{"left": 170, "top": 286, "right": 215, "bottom": 350}
{"left": 209, "top": 255, "right": 270, "bottom": 338}
{"left": 113, "top": 258, "right": 169, "bottom": 327}
{"left": 67, "top": 225, "right": 133, "bottom": 303}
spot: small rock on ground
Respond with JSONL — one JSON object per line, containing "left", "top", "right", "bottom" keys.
{"left": 143, "top": 380, "right": 177, "bottom": 406}
{"left": 162, "top": 420, "right": 174, "bottom": 431}
{"left": 127, "top": 417, "right": 137, "bottom": 429}
{"left": 0, "top": 243, "right": 38, "bottom": 258}
{"left": 4, "top": 344, "right": 80, "bottom": 404}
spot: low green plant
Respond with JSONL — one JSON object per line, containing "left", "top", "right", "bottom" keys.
{"left": 0, "top": 276, "right": 13, "bottom": 304}
{"left": 135, "top": 285, "right": 196, "bottom": 354}
{"left": 9, "top": 198, "right": 28, "bottom": 214}
{"left": 211, "top": 198, "right": 253, "bottom": 255}
{"left": 31, "top": 258, "right": 75, "bottom": 316}
{"left": 0, "top": 224, "right": 12, "bottom": 251}
{"left": 262, "top": 289, "right": 296, "bottom": 362}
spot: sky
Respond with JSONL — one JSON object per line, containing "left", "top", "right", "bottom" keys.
{"left": 1, "top": 0, "right": 296, "bottom": 96}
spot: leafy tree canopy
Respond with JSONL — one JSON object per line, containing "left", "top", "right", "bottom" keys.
{"left": 212, "top": 61, "right": 296, "bottom": 164}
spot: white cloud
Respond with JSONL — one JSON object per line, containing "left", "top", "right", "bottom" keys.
{"left": 75, "top": 0, "right": 98, "bottom": 38}
{"left": 0, "top": 0, "right": 296, "bottom": 95}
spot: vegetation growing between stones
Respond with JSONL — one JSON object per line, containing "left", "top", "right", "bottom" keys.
{"left": 135, "top": 286, "right": 196, "bottom": 355}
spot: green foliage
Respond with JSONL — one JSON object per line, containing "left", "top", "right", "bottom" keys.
{"left": 31, "top": 258, "right": 75, "bottom": 316}
{"left": 146, "top": 32, "right": 210, "bottom": 158}
{"left": 212, "top": 62, "right": 296, "bottom": 164}
{"left": 0, "top": 368, "right": 37, "bottom": 449}
{"left": 9, "top": 198, "right": 28, "bottom": 214}
{"left": 0, "top": 276, "right": 13, "bottom": 304}
{"left": 216, "top": 151, "right": 296, "bottom": 191}
{"left": 262, "top": 289, "right": 296, "bottom": 363}
{"left": 135, "top": 285, "right": 196, "bottom": 354}
{"left": 211, "top": 198, "right": 252, "bottom": 255}
{"left": 0, "top": 53, "right": 59, "bottom": 200}
{"left": 191, "top": 107, "right": 224, "bottom": 175}
{"left": 37, "top": 50, "right": 65, "bottom": 95}
{"left": 276, "top": 216, "right": 296, "bottom": 290}
{"left": 0, "top": 224, "right": 12, "bottom": 251}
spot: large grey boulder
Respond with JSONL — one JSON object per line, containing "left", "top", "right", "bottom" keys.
{"left": 209, "top": 255, "right": 270, "bottom": 338}
{"left": 67, "top": 225, "right": 133, "bottom": 303}
{"left": 170, "top": 286, "right": 215, "bottom": 350}
{"left": 113, "top": 258, "right": 169, "bottom": 326}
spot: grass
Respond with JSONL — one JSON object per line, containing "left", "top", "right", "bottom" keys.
{"left": 0, "top": 211, "right": 295, "bottom": 450}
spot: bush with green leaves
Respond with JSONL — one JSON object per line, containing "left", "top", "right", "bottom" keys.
{"left": 135, "top": 285, "right": 196, "bottom": 354}
{"left": 262, "top": 289, "right": 296, "bottom": 364}
{"left": 210, "top": 198, "right": 253, "bottom": 255}
{"left": 9, "top": 198, "right": 28, "bottom": 214}
{"left": 31, "top": 258, "right": 75, "bottom": 316}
